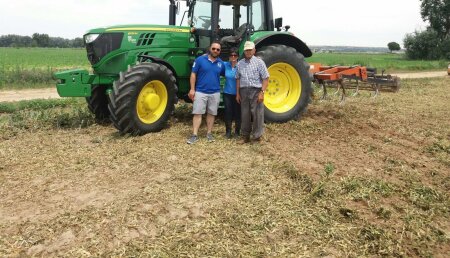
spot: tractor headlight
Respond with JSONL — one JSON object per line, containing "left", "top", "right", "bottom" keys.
{"left": 85, "top": 34, "right": 100, "bottom": 44}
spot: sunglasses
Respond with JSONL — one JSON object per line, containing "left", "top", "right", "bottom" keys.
{"left": 211, "top": 47, "right": 221, "bottom": 52}
{"left": 230, "top": 54, "right": 238, "bottom": 57}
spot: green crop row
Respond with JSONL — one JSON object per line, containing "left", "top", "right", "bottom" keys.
{"left": 306, "top": 53, "right": 448, "bottom": 72}
{"left": 0, "top": 47, "right": 90, "bottom": 89}
{"left": 0, "top": 66, "right": 55, "bottom": 89}
{"left": 2, "top": 47, "right": 447, "bottom": 72}
{"left": 0, "top": 47, "right": 89, "bottom": 68}
{"left": 0, "top": 98, "right": 94, "bottom": 135}
{"left": 0, "top": 48, "right": 448, "bottom": 90}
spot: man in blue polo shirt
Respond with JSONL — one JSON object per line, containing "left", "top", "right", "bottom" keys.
{"left": 187, "top": 41, "right": 225, "bottom": 144}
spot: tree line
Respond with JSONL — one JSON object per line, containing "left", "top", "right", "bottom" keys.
{"left": 403, "top": 0, "right": 450, "bottom": 60}
{"left": 0, "top": 33, "right": 84, "bottom": 48}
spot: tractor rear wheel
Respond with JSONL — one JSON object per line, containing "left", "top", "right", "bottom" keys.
{"left": 108, "top": 63, "right": 177, "bottom": 135}
{"left": 256, "top": 45, "right": 311, "bottom": 122}
{"left": 86, "top": 84, "right": 110, "bottom": 124}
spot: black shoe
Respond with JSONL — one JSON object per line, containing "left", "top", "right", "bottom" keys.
{"left": 238, "top": 136, "right": 250, "bottom": 144}
{"left": 251, "top": 135, "right": 263, "bottom": 144}
{"left": 225, "top": 129, "right": 232, "bottom": 139}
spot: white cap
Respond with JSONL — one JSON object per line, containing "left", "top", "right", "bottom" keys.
{"left": 243, "top": 41, "right": 255, "bottom": 50}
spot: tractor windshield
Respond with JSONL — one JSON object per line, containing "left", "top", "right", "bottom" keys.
{"left": 251, "top": 0, "right": 265, "bottom": 31}
{"left": 187, "top": 0, "right": 267, "bottom": 50}
{"left": 189, "top": 0, "right": 265, "bottom": 31}
{"left": 191, "top": 0, "right": 213, "bottom": 30}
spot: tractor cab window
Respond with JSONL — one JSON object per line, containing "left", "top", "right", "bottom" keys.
{"left": 238, "top": 5, "right": 248, "bottom": 28}
{"left": 218, "top": 4, "right": 233, "bottom": 30}
{"left": 251, "top": 0, "right": 266, "bottom": 31}
{"left": 189, "top": 0, "right": 266, "bottom": 31}
{"left": 191, "top": 0, "right": 212, "bottom": 30}
{"left": 236, "top": 0, "right": 265, "bottom": 31}
{"left": 188, "top": 0, "right": 267, "bottom": 50}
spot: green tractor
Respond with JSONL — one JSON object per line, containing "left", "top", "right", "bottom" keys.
{"left": 55, "top": 0, "right": 312, "bottom": 135}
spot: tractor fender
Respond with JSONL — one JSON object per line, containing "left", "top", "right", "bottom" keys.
{"left": 138, "top": 54, "right": 178, "bottom": 80}
{"left": 253, "top": 33, "right": 312, "bottom": 58}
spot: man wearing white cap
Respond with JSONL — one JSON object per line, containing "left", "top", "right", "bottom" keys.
{"left": 235, "top": 41, "right": 269, "bottom": 143}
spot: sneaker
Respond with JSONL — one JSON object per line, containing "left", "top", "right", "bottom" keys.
{"left": 187, "top": 135, "right": 198, "bottom": 144}
{"left": 206, "top": 133, "right": 215, "bottom": 142}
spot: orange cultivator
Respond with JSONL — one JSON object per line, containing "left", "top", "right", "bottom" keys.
{"left": 309, "top": 63, "right": 400, "bottom": 102}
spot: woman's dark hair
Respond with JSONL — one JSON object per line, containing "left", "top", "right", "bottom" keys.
{"left": 229, "top": 47, "right": 239, "bottom": 56}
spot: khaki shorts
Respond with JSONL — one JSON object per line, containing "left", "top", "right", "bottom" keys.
{"left": 192, "top": 92, "right": 220, "bottom": 115}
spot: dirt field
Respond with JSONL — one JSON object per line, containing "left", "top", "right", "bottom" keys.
{"left": 391, "top": 71, "right": 448, "bottom": 79}
{"left": 0, "top": 77, "right": 449, "bottom": 256}
{"left": 0, "top": 88, "right": 60, "bottom": 102}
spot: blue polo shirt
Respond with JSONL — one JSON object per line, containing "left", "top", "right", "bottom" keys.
{"left": 223, "top": 61, "right": 237, "bottom": 95}
{"left": 192, "top": 55, "right": 225, "bottom": 94}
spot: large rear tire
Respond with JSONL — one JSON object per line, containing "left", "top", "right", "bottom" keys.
{"left": 256, "top": 45, "right": 311, "bottom": 122}
{"left": 86, "top": 84, "right": 110, "bottom": 124}
{"left": 108, "top": 63, "right": 177, "bottom": 135}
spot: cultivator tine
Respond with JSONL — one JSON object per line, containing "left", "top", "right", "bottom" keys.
{"left": 313, "top": 81, "right": 322, "bottom": 93}
{"left": 320, "top": 82, "right": 328, "bottom": 100}
{"left": 352, "top": 80, "right": 360, "bottom": 96}
{"left": 334, "top": 82, "right": 341, "bottom": 96}
{"left": 339, "top": 80, "right": 346, "bottom": 103}
{"left": 312, "top": 81, "right": 324, "bottom": 100}
{"left": 372, "top": 84, "right": 380, "bottom": 98}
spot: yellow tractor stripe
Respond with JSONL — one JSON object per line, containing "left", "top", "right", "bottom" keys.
{"left": 106, "top": 27, "right": 190, "bottom": 33}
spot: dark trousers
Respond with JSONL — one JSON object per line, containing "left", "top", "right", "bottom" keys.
{"left": 223, "top": 93, "right": 241, "bottom": 133}
{"left": 240, "top": 87, "right": 264, "bottom": 138}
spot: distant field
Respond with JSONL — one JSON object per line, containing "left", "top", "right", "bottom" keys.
{"left": 306, "top": 53, "right": 448, "bottom": 72}
{"left": 0, "top": 47, "right": 448, "bottom": 90}
{"left": 0, "top": 48, "right": 89, "bottom": 90}
{"left": 0, "top": 47, "right": 89, "bottom": 68}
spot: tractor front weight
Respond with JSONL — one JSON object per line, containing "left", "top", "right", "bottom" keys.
{"left": 54, "top": 69, "right": 114, "bottom": 97}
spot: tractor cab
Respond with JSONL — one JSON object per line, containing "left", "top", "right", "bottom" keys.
{"left": 182, "top": 0, "right": 276, "bottom": 57}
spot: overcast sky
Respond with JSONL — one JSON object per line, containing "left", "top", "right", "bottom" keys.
{"left": 0, "top": 0, "right": 428, "bottom": 47}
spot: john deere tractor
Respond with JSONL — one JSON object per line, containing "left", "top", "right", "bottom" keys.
{"left": 55, "top": 0, "right": 312, "bottom": 135}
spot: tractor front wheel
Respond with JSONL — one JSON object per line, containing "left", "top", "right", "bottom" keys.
{"left": 86, "top": 84, "right": 110, "bottom": 124}
{"left": 108, "top": 63, "right": 177, "bottom": 135}
{"left": 256, "top": 45, "right": 312, "bottom": 122}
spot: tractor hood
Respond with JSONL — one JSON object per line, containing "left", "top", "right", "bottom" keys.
{"left": 82, "top": 24, "right": 192, "bottom": 66}
{"left": 84, "top": 24, "right": 191, "bottom": 36}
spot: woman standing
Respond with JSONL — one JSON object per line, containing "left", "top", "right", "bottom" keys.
{"left": 223, "top": 48, "right": 241, "bottom": 138}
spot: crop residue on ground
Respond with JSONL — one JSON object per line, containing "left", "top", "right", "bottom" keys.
{"left": 0, "top": 77, "right": 449, "bottom": 256}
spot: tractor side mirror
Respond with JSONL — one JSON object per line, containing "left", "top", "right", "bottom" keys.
{"left": 275, "top": 17, "right": 283, "bottom": 31}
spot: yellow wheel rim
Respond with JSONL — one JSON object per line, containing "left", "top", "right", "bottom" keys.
{"left": 136, "top": 80, "right": 168, "bottom": 124}
{"left": 265, "top": 62, "right": 301, "bottom": 113}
